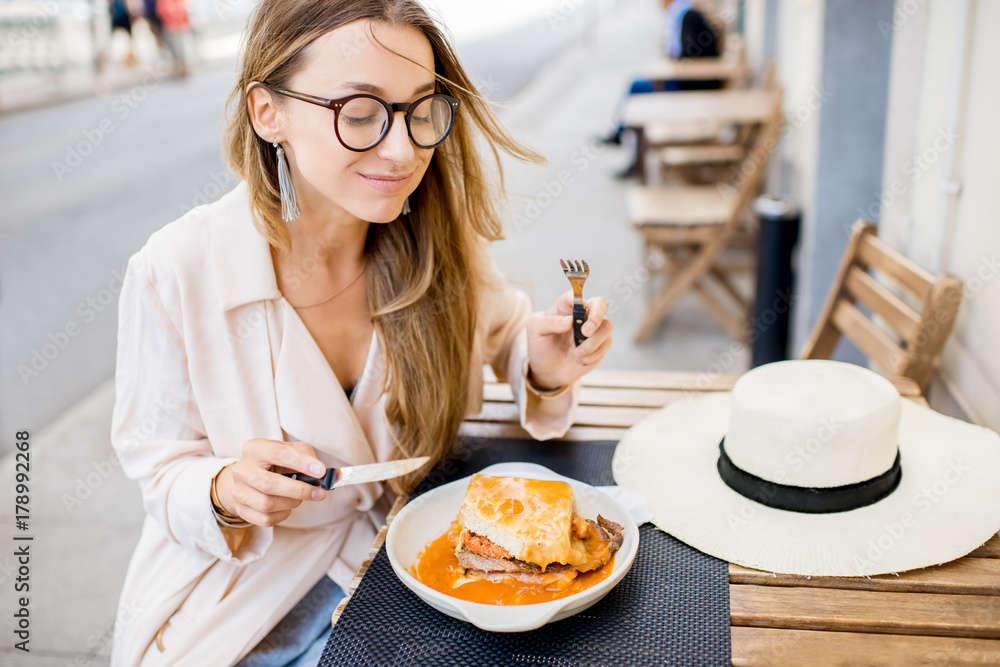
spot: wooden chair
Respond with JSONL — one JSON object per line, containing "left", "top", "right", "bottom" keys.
{"left": 628, "top": 87, "right": 783, "bottom": 343}
{"left": 801, "top": 221, "right": 963, "bottom": 392}
{"left": 645, "top": 61, "right": 777, "bottom": 181}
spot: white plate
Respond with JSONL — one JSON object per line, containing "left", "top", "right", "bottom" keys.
{"left": 385, "top": 462, "right": 640, "bottom": 632}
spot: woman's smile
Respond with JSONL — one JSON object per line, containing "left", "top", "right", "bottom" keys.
{"left": 359, "top": 170, "right": 416, "bottom": 193}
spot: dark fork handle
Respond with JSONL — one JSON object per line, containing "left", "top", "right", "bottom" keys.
{"left": 572, "top": 303, "right": 588, "bottom": 347}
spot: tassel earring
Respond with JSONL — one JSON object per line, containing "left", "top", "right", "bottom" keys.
{"left": 274, "top": 141, "right": 300, "bottom": 222}
{"left": 401, "top": 197, "right": 411, "bottom": 216}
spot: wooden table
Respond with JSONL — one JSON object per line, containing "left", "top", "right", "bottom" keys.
{"left": 620, "top": 88, "right": 778, "bottom": 183}
{"left": 335, "top": 369, "right": 1000, "bottom": 665}
{"left": 640, "top": 56, "right": 744, "bottom": 84}
{"left": 622, "top": 88, "right": 776, "bottom": 128}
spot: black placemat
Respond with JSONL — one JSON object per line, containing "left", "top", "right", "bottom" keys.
{"left": 319, "top": 437, "right": 731, "bottom": 666}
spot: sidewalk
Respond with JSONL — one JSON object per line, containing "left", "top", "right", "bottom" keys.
{"left": 0, "top": 3, "right": 750, "bottom": 664}
{"left": 0, "top": 381, "right": 138, "bottom": 666}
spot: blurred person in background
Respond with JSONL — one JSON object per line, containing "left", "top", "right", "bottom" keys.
{"left": 661, "top": 0, "right": 723, "bottom": 77}
{"left": 155, "top": 0, "right": 192, "bottom": 78}
{"left": 101, "top": 0, "right": 137, "bottom": 69}
{"left": 108, "top": 0, "right": 614, "bottom": 665}
{"left": 601, "top": 0, "right": 724, "bottom": 178}
{"left": 142, "top": 0, "right": 167, "bottom": 51}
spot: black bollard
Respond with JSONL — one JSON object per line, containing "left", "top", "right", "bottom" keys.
{"left": 751, "top": 196, "right": 800, "bottom": 367}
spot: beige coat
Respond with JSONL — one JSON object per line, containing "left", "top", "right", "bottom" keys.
{"left": 110, "top": 182, "right": 578, "bottom": 666}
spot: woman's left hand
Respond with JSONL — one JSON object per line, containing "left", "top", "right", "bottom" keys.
{"left": 525, "top": 290, "right": 613, "bottom": 390}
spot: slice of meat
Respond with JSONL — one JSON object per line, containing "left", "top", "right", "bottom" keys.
{"left": 568, "top": 515, "right": 625, "bottom": 572}
{"left": 598, "top": 516, "right": 625, "bottom": 552}
{"left": 460, "top": 530, "right": 513, "bottom": 560}
{"left": 456, "top": 545, "right": 575, "bottom": 574}
{"left": 455, "top": 515, "right": 626, "bottom": 578}
{"left": 471, "top": 568, "right": 578, "bottom": 587}
{"left": 456, "top": 546, "right": 539, "bottom": 574}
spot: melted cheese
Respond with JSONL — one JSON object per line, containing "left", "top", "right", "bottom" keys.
{"left": 459, "top": 474, "right": 578, "bottom": 567}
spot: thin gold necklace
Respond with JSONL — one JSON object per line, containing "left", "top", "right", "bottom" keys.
{"left": 286, "top": 260, "right": 367, "bottom": 309}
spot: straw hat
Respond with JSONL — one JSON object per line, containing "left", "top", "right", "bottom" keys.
{"left": 613, "top": 360, "right": 1000, "bottom": 576}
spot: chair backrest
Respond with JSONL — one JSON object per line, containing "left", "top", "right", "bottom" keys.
{"left": 800, "top": 221, "right": 964, "bottom": 391}
{"left": 725, "top": 33, "right": 746, "bottom": 63}
{"left": 754, "top": 59, "right": 777, "bottom": 92}
{"left": 721, "top": 34, "right": 746, "bottom": 87}
{"left": 722, "top": 86, "right": 783, "bottom": 231}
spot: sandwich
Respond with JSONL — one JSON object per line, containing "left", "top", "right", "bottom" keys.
{"left": 454, "top": 474, "right": 624, "bottom": 586}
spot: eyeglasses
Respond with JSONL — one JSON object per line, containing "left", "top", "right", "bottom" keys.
{"left": 255, "top": 83, "right": 460, "bottom": 152}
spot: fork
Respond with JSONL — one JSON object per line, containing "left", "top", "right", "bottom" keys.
{"left": 560, "top": 259, "right": 590, "bottom": 346}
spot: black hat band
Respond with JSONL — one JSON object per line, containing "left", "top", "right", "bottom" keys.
{"left": 717, "top": 439, "right": 902, "bottom": 514}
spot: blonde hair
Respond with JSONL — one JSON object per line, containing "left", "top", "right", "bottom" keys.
{"left": 224, "top": 0, "right": 542, "bottom": 492}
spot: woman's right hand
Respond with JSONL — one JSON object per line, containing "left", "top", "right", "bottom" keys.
{"left": 214, "top": 438, "right": 328, "bottom": 527}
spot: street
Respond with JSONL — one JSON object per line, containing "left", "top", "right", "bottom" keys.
{"left": 1, "top": 63, "right": 237, "bottom": 445}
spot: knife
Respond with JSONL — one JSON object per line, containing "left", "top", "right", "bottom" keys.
{"left": 281, "top": 456, "right": 430, "bottom": 490}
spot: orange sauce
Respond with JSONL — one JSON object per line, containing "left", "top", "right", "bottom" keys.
{"left": 410, "top": 524, "right": 615, "bottom": 606}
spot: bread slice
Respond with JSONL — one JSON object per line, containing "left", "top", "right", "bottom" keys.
{"left": 457, "top": 474, "right": 576, "bottom": 568}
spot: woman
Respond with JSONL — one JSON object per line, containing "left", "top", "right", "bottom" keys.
{"left": 110, "top": 1, "right": 613, "bottom": 665}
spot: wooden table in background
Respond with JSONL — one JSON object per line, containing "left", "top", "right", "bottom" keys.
{"left": 622, "top": 88, "right": 776, "bottom": 128}
{"left": 620, "top": 89, "right": 777, "bottom": 183}
{"left": 640, "top": 57, "right": 744, "bottom": 84}
{"left": 336, "top": 370, "right": 1000, "bottom": 665}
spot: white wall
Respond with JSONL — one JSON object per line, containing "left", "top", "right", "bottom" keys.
{"left": 770, "top": 0, "right": 827, "bottom": 351}
{"left": 880, "top": 0, "right": 1000, "bottom": 429}
{"left": 742, "top": 0, "right": 768, "bottom": 71}
{"left": 742, "top": 0, "right": 830, "bottom": 351}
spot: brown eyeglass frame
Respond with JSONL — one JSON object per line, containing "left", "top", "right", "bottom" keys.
{"left": 250, "top": 82, "right": 460, "bottom": 152}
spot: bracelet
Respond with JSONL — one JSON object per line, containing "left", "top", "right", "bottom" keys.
{"left": 522, "top": 358, "right": 573, "bottom": 399}
{"left": 211, "top": 468, "right": 251, "bottom": 529}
